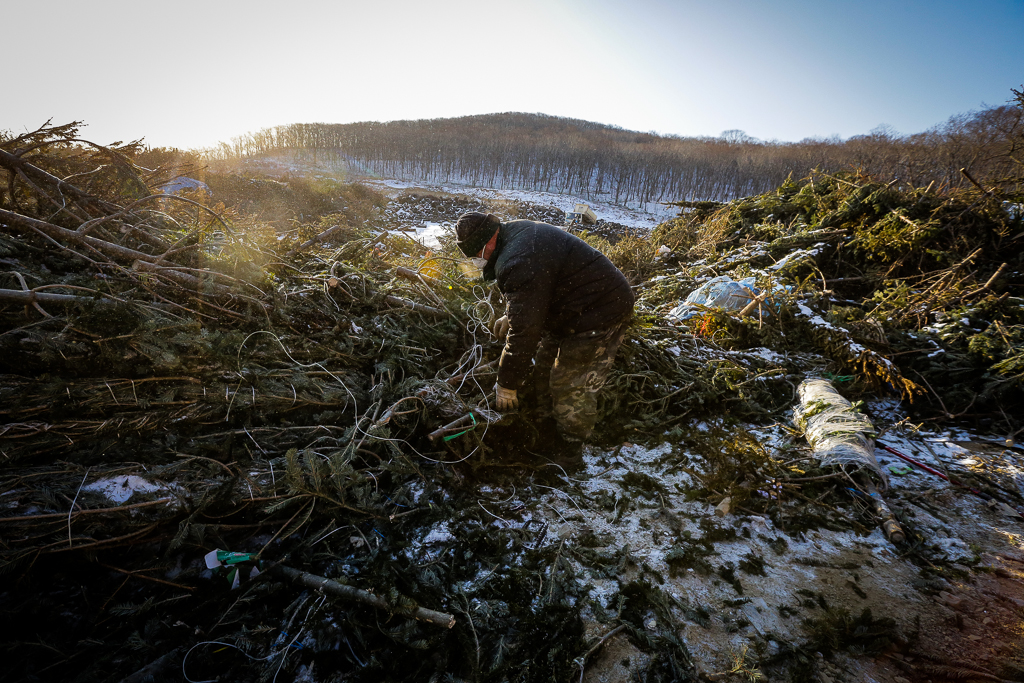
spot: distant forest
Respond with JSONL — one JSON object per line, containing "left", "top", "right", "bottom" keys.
{"left": 203, "top": 90, "right": 1023, "bottom": 205}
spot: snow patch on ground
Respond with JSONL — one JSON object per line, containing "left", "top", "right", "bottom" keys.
{"left": 516, "top": 412, "right": 1024, "bottom": 677}
{"left": 365, "top": 178, "right": 674, "bottom": 230}
{"left": 82, "top": 475, "right": 168, "bottom": 504}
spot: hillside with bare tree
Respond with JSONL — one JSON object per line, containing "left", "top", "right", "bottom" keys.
{"left": 204, "top": 88, "right": 1023, "bottom": 206}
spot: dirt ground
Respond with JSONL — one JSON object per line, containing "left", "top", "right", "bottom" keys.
{"left": 499, "top": 416, "right": 1024, "bottom": 683}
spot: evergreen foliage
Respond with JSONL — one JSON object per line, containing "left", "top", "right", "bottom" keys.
{"left": 2, "top": 116, "right": 1024, "bottom": 683}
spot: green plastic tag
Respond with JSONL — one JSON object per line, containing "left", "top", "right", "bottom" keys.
{"left": 443, "top": 412, "right": 477, "bottom": 442}
{"left": 217, "top": 550, "right": 257, "bottom": 565}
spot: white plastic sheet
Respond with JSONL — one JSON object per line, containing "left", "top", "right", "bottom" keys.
{"left": 667, "top": 275, "right": 793, "bottom": 322}
{"left": 666, "top": 276, "right": 757, "bottom": 321}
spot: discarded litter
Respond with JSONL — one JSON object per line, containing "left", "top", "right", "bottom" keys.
{"left": 666, "top": 275, "right": 789, "bottom": 321}
{"left": 204, "top": 549, "right": 259, "bottom": 568}
{"left": 667, "top": 276, "right": 756, "bottom": 321}
{"left": 205, "top": 549, "right": 263, "bottom": 590}
{"left": 82, "top": 476, "right": 164, "bottom": 504}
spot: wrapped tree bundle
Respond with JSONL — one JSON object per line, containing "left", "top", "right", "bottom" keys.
{"left": 794, "top": 378, "right": 886, "bottom": 486}
{"left": 794, "top": 378, "right": 903, "bottom": 541}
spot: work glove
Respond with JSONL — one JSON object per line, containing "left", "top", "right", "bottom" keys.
{"left": 492, "top": 315, "right": 510, "bottom": 340}
{"left": 495, "top": 384, "right": 519, "bottom": 412}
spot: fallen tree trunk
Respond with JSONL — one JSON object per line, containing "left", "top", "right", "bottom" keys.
{"left": 0, "top": 208, "right": 243, "bottom": 298}
{"left": 131, "top": 260, "right": 238, "bottom": 298}
{"left": 269, "top": 564, "right": 455, "bottom": 628}
{"left": 395, "top": 266, "right": 440, "bottom": 287}
{"left": 0, "top": 207, "right": 161, "bottom": 264}
{"left": 286, "top": 223, "right": 347, "bottom": 256}
{"left": 0, "top": 148, "right": 117, "bottom": 215}
{"left": 0, "top": 288, "right": 120, "bottom": 308}
{"left": 384, "top": 294, "right": 446, "bottom": 318}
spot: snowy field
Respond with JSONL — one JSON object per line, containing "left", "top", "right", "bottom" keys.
{"left": 364, "top": 177, "right": 678, "bottom": 230}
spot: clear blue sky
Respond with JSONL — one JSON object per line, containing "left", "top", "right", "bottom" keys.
{"left": 4, "top": 0, "right": 1022, "bottom": 150}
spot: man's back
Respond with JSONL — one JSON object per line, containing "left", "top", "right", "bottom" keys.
{"left": 491, "top": 219, "right": 633, "bottom": 337}
{"left": 490, "top": 220, "right": 634, "bottom": 391}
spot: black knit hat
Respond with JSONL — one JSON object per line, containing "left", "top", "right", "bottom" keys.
{"left": 455, "top": 212, "right": 499, "bottom": 257}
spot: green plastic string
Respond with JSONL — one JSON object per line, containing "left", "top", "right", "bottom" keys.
{"left": 443, "top": 412, "right": 477, "bottom": 441}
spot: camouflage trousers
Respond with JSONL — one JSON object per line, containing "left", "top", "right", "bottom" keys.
{"left": 532, "top": 317, "right": 630, "bottom": 441}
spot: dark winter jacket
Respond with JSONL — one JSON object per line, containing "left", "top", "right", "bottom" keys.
{"left": 483, "top": 220, "right": 634, "bottom": 390}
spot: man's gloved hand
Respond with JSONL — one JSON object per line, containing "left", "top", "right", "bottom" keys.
{"left": 492, "top": 315, "right": 510, "bottom": 340}
{"left": 495, "top": 384, "right": 519, "bottom": 411}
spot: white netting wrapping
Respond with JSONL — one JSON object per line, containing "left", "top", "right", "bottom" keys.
{"left": 794, "top": 378, "right": 886, "bottom": 486}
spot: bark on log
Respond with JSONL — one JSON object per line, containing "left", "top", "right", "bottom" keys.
{"left": 862, "top": 477, "right": 905, "bottom": 544}
{"left": 0, "top": 148, "right": 116, "bottom": 214}
{"left": 132, "top": 260, "right": 237, "bottom": 298}
{"left": 0, "top": 209, "right": 239, "bottom": 297}
{"left": 0, "top": 288, "right": 119, "bottom": 307}
{"left": 269, "top": 564, "right": 455, "bottom": 628}
{"left": 428, "top": 412, "right": 480, "bottom": 442}
{"left": 0, "top": 208, "right": 160, "bottom": 264}
{"left": 384, "top": 295, "right": 446, "bottom": 318}
{"left": 395, "top": 266, "right": 440, "bottom": 287}
{"left": 286, "top": 224, "right": 346, "bottom": 256}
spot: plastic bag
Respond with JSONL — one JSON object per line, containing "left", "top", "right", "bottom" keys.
{"left": 666, "top": 276, "right": 756, "bottom": 321}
